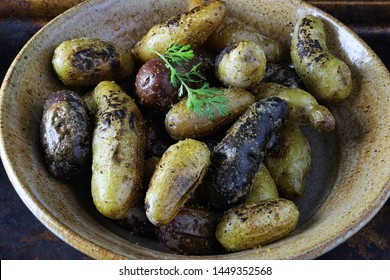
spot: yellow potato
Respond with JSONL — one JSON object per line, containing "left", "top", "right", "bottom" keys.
{"left": 246, "top": 163, "right": 279, "bottom": 203}
{"left": 132, "top": 1, "right": 227, "bottom": 63}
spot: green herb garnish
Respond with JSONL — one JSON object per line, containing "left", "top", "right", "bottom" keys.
{"left": 149, "top": 43, "right": 229, "bottom": 120}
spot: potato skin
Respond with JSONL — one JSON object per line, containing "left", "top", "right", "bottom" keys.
{"left": 145, "top": 139, "right": 211, "bottom": 226}
{"left": 156, "top": 206, "right": 223, "bottom": 255}
{"left": 215, "top": 40, "right": 266, "bottom": 88}
{"left": 291, "top": 15, "right": 352, "bottom": 102}
{"left": 202, "top": 97, "right": 289, "bottom": 210}
{"left": 165, "top": 87, "right": 255, "bottom": 140}
{"left": 265, "top": 124, "right": 311, "bottom": 199}
{"left": 132, "top": 1, "right": 227, "bottom": 63}
{"left": 206, "top": 17, "right": 282, "bottom": 62}
{"left": 216, "top": 198, "right": 299, "bottom": 252}
{"left": 52, "top": 37, "right": 134, "bottom": 87}
{"left": 91, "top": 81, "right": 146, "bottom": 220}
{"left": 246, "top": 163, "right": 279, "bottom": 203}
{"left": 251, "top": 83, "right": 336, "bottom": 132}
{"left": 40, "top": 90, "right": 92, "bottom": 180}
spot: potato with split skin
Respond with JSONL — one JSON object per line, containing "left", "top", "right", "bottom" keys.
{"left": 52, "top": 37, "right": 134, "bottom": 87}
{"left": 91, "top": 81, "right": 146, "bottom": 220}
{"left": 265, "top": 124, "right": 311, "bottom": 199}
{"left": 291, "top": 15, "right": 352, "bottom": 102}
{"left": 206, "top": 17, "right": 283, "bottom": 62}
{"left": 40, "top": 90, "right": 92, "bottom": 180}
{"left": 165, "top": 87, "right": 255, "bottom": 140}
{"left": 215, "top": 40, "right": 266, "bottom": 88}
{"left": 132, "top": 0, "right": 227, "bottom": 64}
{"left": 145, "top": 139, "right": 211, "bottom": 226}
{"left": 251, "top": 83, "right": 336, "bottom": 132}
{"left": 216, "top": 198, "right": 299, "bottom": 252}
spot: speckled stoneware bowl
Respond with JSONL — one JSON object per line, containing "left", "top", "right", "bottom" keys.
{"left": 0, "top": 0, "right": 389, "bottom": 259}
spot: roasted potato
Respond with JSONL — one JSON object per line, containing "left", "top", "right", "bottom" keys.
{"left": 291, "top": 15, "right": 352, "bottom": 102}
{"left": 91, "top": 81, "right": 146, "bottom": 220}
{"left": 262, "top": 63, "right": 302, "bottom": 88}
{"left": 132, "top": 1, "right": 227, "bottom": 63}
{"left": 52, "top": 37, "right": 134, "bottom": 87}
{"left": 246, "top": 163, "right": 279, "bottom": 203}
{"left": 165, "top": 87, "right": 255, "bottom": 140}
{"left": 216, "top": 198, "right": 299, "bottom": 252}
{"left": 265, "top": 124, "right": 311, "bottom": 199}
{"left": 40, "top": 90, "right": 92, "bottom": 180}
{"left": 215, "top": 40, "right": 266, "bottom": 88}
{"left": 145, "top": 139, "right": 211, "bottom": 226}
{"left": 156, "top": 206, "right": 223, "bottom": 255}
{"left": 251, "top": 83, "right": 336, "bottom": 132}
{"left": 206, "top": 17, "right": 282, "bottom": 62}
{"left": 201, "top": 97, "right": 289, "bottom": 210}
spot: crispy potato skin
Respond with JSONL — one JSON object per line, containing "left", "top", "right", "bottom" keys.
{"left": 132, "top": 1, "right": 227, "bottom": 63}
{"left": 206, "top": 17, "right": 282, "bottom": 62}
{"left": 52, "top": 38, "right": 134, "bottom": 87}
{"left": 91, "top": 81, "right": 146, "bottom": 220}
{"left": 291, "top": 15, "right": 352, "bottom": 102}
{"left": 202, "top": 97, "right": 289, "bottom": 210}
{"left": 216, "top": 198, "right": 299, "bottom": 252}
{"left": 145, "top": 139, "right": 211, "bottom": 226}
{"left": 265, "top": 124, "right": 311, "bottom": 199}
{"left": 165, "top": 87, "right": 255, "bottom": 140}
{"left": 40, "top": 90, "right": 92, "bottom": 180}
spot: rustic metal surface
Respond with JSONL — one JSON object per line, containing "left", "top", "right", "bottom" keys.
{"left": 0, "top": 0, "right": 389, "bottom": 260}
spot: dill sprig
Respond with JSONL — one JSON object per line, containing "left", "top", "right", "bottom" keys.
{"left": 149, "top": 43, "right": 229, "bottom": 120}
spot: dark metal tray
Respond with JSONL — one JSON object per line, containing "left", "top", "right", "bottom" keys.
{"left": 0, "top": 0, "right": 389, "bottom": 259}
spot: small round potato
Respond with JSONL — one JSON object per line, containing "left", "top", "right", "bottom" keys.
{"left": 215, "top": 40, "right": 266, "bottom": 88}
{"left": 216, "top": 198, "right": 299, "bottom": 252}
{"left": 40, "top": 90, "right": 92, "bottom": 180}
{"left": 52, "top": 37, "right": 134, "bottom": 87}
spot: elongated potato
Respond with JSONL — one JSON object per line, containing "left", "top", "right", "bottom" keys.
{"left": 291, "top": 15, "right": 352, "bottom": 102}
{"left": 246, "top": 163, "right": 279, "bottom": 203}
{"left": 251, "top": 83, "right": 335, "bottom": 132}
{"left": 265, "top": 124, "right": 311, "bottom": 199}
{"left": 165, "top": 87, "right": 255, "bottom": 140}
{"left": 132, "top": 1, "right": 227, "bottom": 63}
{"left": 52, "top": 38, "right": 134, "bottom": 87}
{"left": 145, "top": 139, "right": 210, "bottom": 226}
{"left": 91, "top": 81, "right": 146, "bottom": 220}
{"left": 206, "top": 17, "right": 282, "bottom": 62}
{"left": 201, "top": 97, "right": 289, "bottom": 210}
{"left": 216, "top": 198, "right": 299, "bottom": 252}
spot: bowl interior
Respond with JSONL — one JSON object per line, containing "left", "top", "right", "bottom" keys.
{"left": 0, "top": 0, "right": 389, "bottom": 259}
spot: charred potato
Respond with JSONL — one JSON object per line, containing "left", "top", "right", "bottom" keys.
{"left": 291, "top": 15, "right": 352, "bottom": 102}
{"left": 216, "top": 198, "right": 299, "bottom": 252}
{"left": 262, "top": 63, "right": 302, "bottom": 88}
{"left": 156, "top": 206, "right": 223, "bottom": 255}
{"left": 132, "top": 1, "right": 227, "bottom": 63}
{"left": 52, "top": 37, "right": 134, "bottom": 87}
{"left": 91, "top": 81, "right": 146, "bottom": 220}
{"left": 145, "top": 139, "right": 211, "bottom": 226}
{"left": 206, "top": 17, "right": 282, "bottom": 62}
{"left": 265, "top": 124, "right": 311, "bottom": 199}
{"left": 215, "top": 40, "right": 266, "bottom": 88}
{"left": 165, "top": 87, "right": 255, "bottom": 140}
{"left": 40, "top": 90, "right": 92, "bottom": 180}
{"left": 202, "top": 97, "right": 289, "bottom": 210}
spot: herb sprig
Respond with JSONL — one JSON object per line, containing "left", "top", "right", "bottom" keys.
{"left": 149, "top": 43, "right": 229, "bottom": 120}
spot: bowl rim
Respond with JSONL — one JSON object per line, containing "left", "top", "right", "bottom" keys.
{"left": 1, "top": 0, "right": 389, "bottom": 260}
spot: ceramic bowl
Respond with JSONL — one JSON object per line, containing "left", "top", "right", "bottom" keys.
{"left": 0, "top": 0, "right": 389, "bottom": 259}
